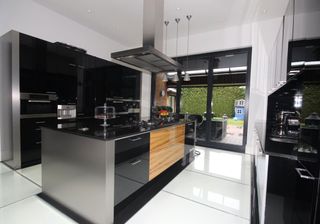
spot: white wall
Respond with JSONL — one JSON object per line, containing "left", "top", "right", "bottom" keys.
{"left": 0, "top": 0, "right": 152, "bottom": 161}
{"left": 294, "top": 10, "right": 320, "bottom": 40}
{"left": 166, "top": 23, "right": 252, "bottom": 57}
{"left": 0, "top": 0, "right": 127, "bottom": 60}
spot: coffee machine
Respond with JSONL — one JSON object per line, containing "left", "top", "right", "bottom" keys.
{"left": 273, "top": 111, "right": 300, "bottom": 139}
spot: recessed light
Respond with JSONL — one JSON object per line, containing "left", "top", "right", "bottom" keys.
{"left": 263, "top": 9, "right": 267, "bottom": 14}
{"left": 176, "top": 7, "right": 180, "bottom": 11}
{"left": 87, "top": 9, "right": 92, "bottom": 13}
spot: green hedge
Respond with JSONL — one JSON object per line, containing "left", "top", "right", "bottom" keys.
{"left": 301, "top": 84, "right": 320, "bottom": 120}
{"left": 181, "top": 86, "right": 245, "bottom": 117}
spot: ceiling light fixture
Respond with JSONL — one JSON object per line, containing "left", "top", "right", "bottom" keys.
{"left": 184, "top": 15, "right": 192, "bottom": 82}
{"left": 162, "top": 73, "right": 168, "bottom": 82}
{"left": 162, "top": 21, "right": 170, "bottom": 82}
{"left": 173, "top": 17, "right": 181, "bottom": 82}
{"left": 87, "top": 9, "right": 92, "bottom": 13}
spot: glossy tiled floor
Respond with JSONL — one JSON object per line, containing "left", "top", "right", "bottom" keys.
{"left": 0, "top": 147, "right": 252, "bottom": 224}
{"left": 0, "top": 164, "right": 41, "bottom": 208}
{"left": 16, "top": 164, "right": 42, "bottom": 186}
{"left": 128, "top": 146, "right": 252, "bottom": 224}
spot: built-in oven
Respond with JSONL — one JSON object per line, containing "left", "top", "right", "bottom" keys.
{"left": 20, "top": 92, "right": 58, "bottom": 117}
{"left": 114, "top": 133, "right": 150, "bottom": 206}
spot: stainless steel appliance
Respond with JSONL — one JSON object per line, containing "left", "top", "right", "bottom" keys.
{"left": 273, "top": 111, "right": 300, "bottom": 138}
{"left": 111, "top": 0, "right": 181, "bottom": 73}
{"left": 57, "top": 105, "right": 76, "bottom": 120}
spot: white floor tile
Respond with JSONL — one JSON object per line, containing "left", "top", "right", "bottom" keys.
{"left": 0, "top": 163, "right": 11, "bottom": 174}
{"left": 187, "top": 147, "right": 251, "bottom": 185}
{"left": 0, "top": 171, "right": 41, "bottom": 207}
{"left": 16, "top": 164, "right": 42, "bottom": 186}
{"left": 0, "top": 196, "right": 77, "bottom": 224}
{"left": 127, "top": 191, "right": 249, "bottom": 224}
{"left": 163, "top": 170, "right": 251, "bottom": 219}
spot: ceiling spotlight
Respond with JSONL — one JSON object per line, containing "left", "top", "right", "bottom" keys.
{"left": 87, "top": 9, "right": 92, "bottom": 13}
{"left": 176, "top": 7, "right": 181, "bottom": 11}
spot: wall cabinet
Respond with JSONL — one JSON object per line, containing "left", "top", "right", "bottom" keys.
{"left": 19, "top": 33, "right": 141, "bottom": 117}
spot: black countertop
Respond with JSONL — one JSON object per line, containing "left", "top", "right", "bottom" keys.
{"left": 42, "top": 118, "right": 191, "bottom": 141}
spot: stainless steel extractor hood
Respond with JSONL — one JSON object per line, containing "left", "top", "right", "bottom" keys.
{"left": 111, "top": 0, "right": 181, "bottom": 73}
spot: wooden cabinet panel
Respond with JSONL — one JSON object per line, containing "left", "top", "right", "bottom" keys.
{"left": 149, "top": 124, "right": 185, "bottom": 180}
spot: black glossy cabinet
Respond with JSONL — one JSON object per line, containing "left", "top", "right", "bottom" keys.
{"left": 19, "top": 33, "right": 141, "bottom": 117}
{"left": 265, "top": 156, "right": 319, "bottom": 224}
{"left": 20, "top": 34, "right": 50, "bottom": 93}
{"left": 114, "top": 133, "right": 150, "bottom": 205}
{"left": 48, "top": 43, "right": 83, "bottom": 104}
{"left": 19, "top": 34, "right": 80, "bottom": 104}
{"left": 77, "top": 54, "right": 141, "bottom": 117}
{"left": 20, "top": 117, "right": 56, "bottom": 168}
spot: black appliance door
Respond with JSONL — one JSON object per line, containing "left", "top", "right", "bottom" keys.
{"left": 20, "top": 100, "right": 57, "bottom": 115}
{"left": 114, "top": 133, "right": 150, "bottom": 205}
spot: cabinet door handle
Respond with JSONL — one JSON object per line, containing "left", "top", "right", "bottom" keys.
{"left": 35, "top": 128, "right": 41, "bottom": 131}
{"left": 35, "top": 141, "right": 41, "bottom": 145}
{"left": 69, "top": 63, "right": 76, "bottom": 67}
{"left": 129, "top": 137, "right": 142, "bottom": 142}
{"left": 130, "top": 159, "right": 141, "bottom": 166}
{"left": 296, "top": 168, "right": 315, "bottom": 180}
{"left": 36, "top": 121, "right": 46, "bottom": 124}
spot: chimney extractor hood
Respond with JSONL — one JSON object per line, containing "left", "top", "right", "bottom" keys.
{"left": 111, "top": 0, "right": 182, "bottom": 73}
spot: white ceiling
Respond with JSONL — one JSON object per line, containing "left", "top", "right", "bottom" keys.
{"left": 33, "top": 0, "right": 289, "bottom": 47}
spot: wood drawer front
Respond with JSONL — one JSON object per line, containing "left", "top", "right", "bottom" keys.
{"left": 149, "top": 124, "right": 185, "bottom": 180}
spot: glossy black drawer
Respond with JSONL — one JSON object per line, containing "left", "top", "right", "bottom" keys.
{"left": 20, "top": 117, "right": 56, "bottom": 167}
{"left": 114, "top": 133, "right": 150, "bottom": 205}
{"left": 115, "top": 133, "right": 150, "bottom": 164}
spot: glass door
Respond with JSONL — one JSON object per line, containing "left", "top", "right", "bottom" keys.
{"left": 208, "top": 52, "right": 249, "bottom": 151}
{"left": 175, "top": 49, "right": 251, "bottom": 152}
{"left": 179, "top": 56, "right": 210, "bottom": 144}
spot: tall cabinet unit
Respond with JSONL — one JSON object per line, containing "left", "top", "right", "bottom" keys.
{"left": 0, "top": 30, "right": 142, "bottom": 169}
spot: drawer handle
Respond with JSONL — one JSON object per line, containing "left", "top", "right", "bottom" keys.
{"left": 35, "top": 128, "right": 41, "bottom": 131}
{"left": 129, "top": 137, "right": 142, "bottom": 142}
{"left": 295, "top": 168, "right": 315, "bottom": 180}
{"left": 130, "top": 159, "right": 141, "bottom": 165}
{"left": 36, "top": 121, "right": 46, "bottom": 124}
{"left": 35, "top": 141, "right": 41, "bottom": 145}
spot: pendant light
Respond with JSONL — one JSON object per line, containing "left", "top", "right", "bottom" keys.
{"left": 162, "top": 73, "right": 168, "bottom": 82}
{"left": 184, "top": 15, "right": 192, "bottom": 82}
{"left": 173, "top": 18, "right": 180, "bottom": 82}
{"left": 162, "top": 21, "right": 170, "bottom": 82}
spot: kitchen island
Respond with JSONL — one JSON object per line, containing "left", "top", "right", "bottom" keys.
{"left": 41, "top": 119, "right": 195, "bottom": 224}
